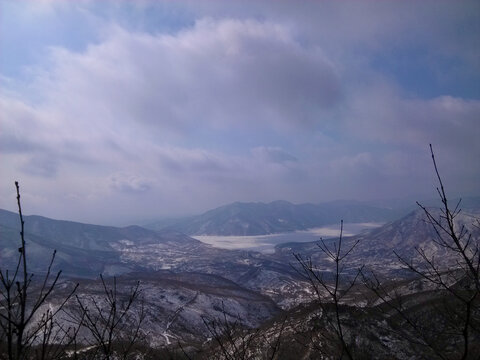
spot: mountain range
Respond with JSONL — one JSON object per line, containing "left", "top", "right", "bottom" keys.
{"left": 145, "top": 200, "right": 406, "bottom": 235}
{"left": 1, "top": 198, "right": 479, "bottom": 355}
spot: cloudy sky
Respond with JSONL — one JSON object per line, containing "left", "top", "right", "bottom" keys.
{"left": 1, "top": 0, "right": 479, "bottom": 225}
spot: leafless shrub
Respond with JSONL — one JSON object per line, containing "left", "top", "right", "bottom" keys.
{"left": 0, "top": 182, "right": 79, "bottom": 360}
{"left": 66, "top": 275, "right": 145, "bottom": 360}
{"left": 363, "top": 145, "right": 480, "bottom": 359}
{"left": 293, "top": 220, "right": 363, "bottom": 359}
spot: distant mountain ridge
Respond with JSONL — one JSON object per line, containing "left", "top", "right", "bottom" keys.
{"left": 0, "top": 208, "right": 199, "bottom": 277}
{"left": 146, "top": 200, "right": 404, "bottom": 236}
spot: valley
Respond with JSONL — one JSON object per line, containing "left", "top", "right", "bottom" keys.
{"left": 1, "top": 198, "right": 479, "bottom": 358}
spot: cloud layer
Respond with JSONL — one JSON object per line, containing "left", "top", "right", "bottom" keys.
{"left": 1, "top": 1, "right": 479, "bottom": 224}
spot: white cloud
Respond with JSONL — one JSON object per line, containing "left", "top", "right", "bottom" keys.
{"left": 31, "top": 18, "right": 341, "bottom": 138}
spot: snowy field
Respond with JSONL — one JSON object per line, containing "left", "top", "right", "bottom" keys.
{"left": 193, "top": 223, "right": 383, "bottom": 254}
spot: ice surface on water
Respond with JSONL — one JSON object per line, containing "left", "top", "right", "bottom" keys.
{"left": 193, "top": 222, "right": 383, "bottom": 253}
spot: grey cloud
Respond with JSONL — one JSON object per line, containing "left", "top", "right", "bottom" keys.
{"left": 109, "top": 173, "right": 152, "bottom": 194}
{"left": 347, "top": 84, "right": 480, "bottom": 156}
{"left": 251, "top": 146, "right": 298, "bottom": 164}
{"left": 343, "top": 86, "right": 480, "bottom": 196}
{"left": 0, "top": 97, "right": 48, "bottom": 154}
{"left": 157, "top": 147, "right": 232, "bottom": 175}
{"left": 0, "top": 134, "right": 44, "bottom": 154}
{"left": 0, "top": 94, "right": 116, "bottom": 179}
{"left": 192, "top": 1, "right": 479, "bottom": 66}
{"left": 20, "top": 155, "right": 59, "bottom": 178}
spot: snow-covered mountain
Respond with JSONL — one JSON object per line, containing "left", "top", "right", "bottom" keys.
{"left": 1, "top": 201, "right": 479, "bottom": 356}
{"left": 274, "top": 207, "right": 480, "bottom": 279}
{"left": 146, "top": 200, "right": 403, "bottom": 235}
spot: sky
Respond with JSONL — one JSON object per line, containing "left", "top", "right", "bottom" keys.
{"left": 1, "top": 0, "right": 479, "bottom": 225}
